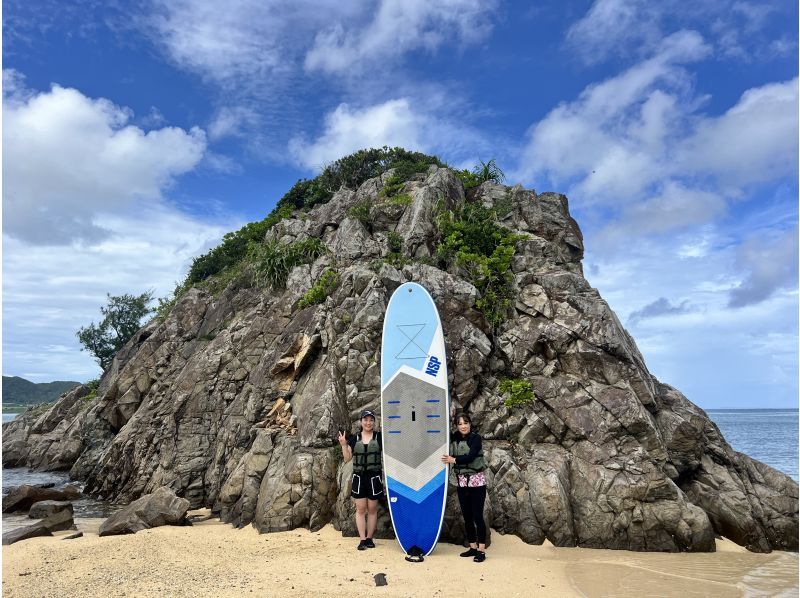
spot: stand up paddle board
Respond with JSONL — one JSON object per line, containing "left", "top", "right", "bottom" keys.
{"left": 381, "top": 282, "right": 449, "bottom": 559}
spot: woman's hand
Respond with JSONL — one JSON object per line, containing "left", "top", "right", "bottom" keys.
{"left": 441, "top": 455, "right": 455, "bottom": 464}
{"left": 338, "top": 431, "right": 347, "bottom": 446}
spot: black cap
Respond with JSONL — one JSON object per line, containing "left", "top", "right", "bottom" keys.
{"left": 360, "top": 410, "right": 376, "bottom": 420}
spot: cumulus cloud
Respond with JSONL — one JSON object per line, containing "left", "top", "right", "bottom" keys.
{"left": 728, "top": 228, "right": 799, "bottom": 308}
{"left": 566, "top": 0, "right": 793, "bottom": 65}
{"left": 288, "top": 97, "right": 491, "bottom": 171}
{"left": 3, "top": 203, "right": 233, "bottom": 382}
{"left": 516, "top": 31, "right": 710, "bottom": 203}
{"left": 516, "top": 29, "right": 797, "bottom": 242}
{"left": 304, "top": 0, "right": 497, "bottom": 75}
{"left": 679, "top": 79, "right": 798, "bottom": 186}
{"left": 3, "top": 73, "right": 207, "bottom": 245}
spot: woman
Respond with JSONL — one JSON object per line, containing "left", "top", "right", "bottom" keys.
{"left": 441, "top": 412, "right": 487, "bottom": 562}
{"left": 338, "top": 409, "right": 383, "bottom": 551}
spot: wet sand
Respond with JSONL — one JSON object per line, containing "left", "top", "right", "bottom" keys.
{"left": 2, "top": 513, "right": 797, "bottom": 597}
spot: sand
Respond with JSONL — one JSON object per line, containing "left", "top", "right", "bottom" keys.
{"left": 2, "top": 512, "right": 797, "bottom": 597}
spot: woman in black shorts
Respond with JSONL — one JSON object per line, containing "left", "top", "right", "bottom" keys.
{"left": 441, "top": 412, "right": 488, "bottom": 562}
{"left": 338, "top": 410, "right": 383, "bottom": 550}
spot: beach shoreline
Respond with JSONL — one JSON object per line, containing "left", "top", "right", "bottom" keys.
{"left": 2, "top": 512, "right": 797, "bottom": 597}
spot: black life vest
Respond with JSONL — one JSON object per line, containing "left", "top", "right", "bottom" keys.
{"left": 452, "top": 434, "right": 486, "bottom": 475}
{"left": 353, "top": 432, "right": 382, "bottom": 474}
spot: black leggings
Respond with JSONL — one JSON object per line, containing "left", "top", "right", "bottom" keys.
{"left": 456, "top": 485, "right": 487, "bottom": 545}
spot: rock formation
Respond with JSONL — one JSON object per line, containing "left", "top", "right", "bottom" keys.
{"left": 98, "top": 486, "right": 191, "bottom": 536}
{"left": 4, "top": 165, "right": 797, "bottom": 552}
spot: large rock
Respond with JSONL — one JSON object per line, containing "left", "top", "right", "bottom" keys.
{"left": 2, "top": 167, "right": 796, "bottom": 553}
{"left": 98, "top": 487, "right": 190, "bottom": 536}
{"left": 29, "top": 500, "right": 73, "bottom": 519}
{"left": 2, "top": 522, "right": 53, "bottom": 545}
{"left": 41, "top": 508, "right": 77, "bottom": 532}
{"left": 3, "top": 485, "right": 81, "bottom": 513}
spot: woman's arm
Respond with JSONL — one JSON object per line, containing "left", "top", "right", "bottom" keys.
{"left": 338, "top": 431, "right": 353, "bottom": 463}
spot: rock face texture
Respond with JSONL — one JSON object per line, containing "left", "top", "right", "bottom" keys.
{"left": 3, "top": 167, "right": 797, "bottom": 552}
{"left": 98, "top": 487, "right": 191, "bottom": 536}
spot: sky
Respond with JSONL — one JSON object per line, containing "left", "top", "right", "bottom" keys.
{"left": 2, "top": 0, "right": 797, "bottom": 409}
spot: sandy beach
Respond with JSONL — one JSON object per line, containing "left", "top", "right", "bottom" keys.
{"left": 2, "top": 512, "right": 797, "bottom": 598}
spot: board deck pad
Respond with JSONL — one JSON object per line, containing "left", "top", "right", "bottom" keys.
{"left": 381, "top": 282, "right": 449, "bottom": 557}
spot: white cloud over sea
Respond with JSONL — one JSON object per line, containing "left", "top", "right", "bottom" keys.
{"left": 2, "top": 72, "right": 235, "bottom": 381}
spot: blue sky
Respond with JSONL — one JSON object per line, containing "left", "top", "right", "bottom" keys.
{"left": 3, "top": 0, "right": 797, "bottom": 408}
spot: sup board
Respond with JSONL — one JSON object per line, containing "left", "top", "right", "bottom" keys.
{"left": 381, "top": 282, "right": 449, "bottom": 558}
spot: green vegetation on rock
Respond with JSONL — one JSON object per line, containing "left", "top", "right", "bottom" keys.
{"left": 249, "top": 237, "right": 326, "bottom": 290}
{"left": 436, "top": 202, "right": 525, "bottom": 329}
{"left": 298, "top": 269, "right": 340, "bottom": 309}
{"left": 500, "top": 378, "right": 535, "bottom": 409}
{"left": 455, "top": 159, "right": 506, "bottom": 190}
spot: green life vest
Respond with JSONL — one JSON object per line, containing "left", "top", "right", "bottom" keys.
{"left": 451, "top": 436, "right": 485, "bottom": 475}
{"left": 353, "top": 433, "right": 382, "bottom": 474}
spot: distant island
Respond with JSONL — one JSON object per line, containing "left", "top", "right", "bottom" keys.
{"left": 2, "top": 376, "right": 81, "bottom": 413}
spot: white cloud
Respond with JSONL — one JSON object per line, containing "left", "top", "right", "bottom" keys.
{"left": 585, "top": 226, "right": 798, "bottom": 408}
{"left": 728, "top": 228, "right": 799, "bottom": 308}
{"left": 3, "top": 74, "right": 207, "bottom": 245}
{"left": 598, "top": 183, "right": 728, "bottom": 244}
{"left": 515, "top": 31, "right": 710, "bottom": 203}
{"left": 288, "top": 97, "right": 491, "bottom": 171}
{"left": 515, "top": 33, "right": 797, "bottom": 240}
{"left": 304, "top": 0, "right": 497, "bottom": 75}
{"left": 566, "top": 0, "right": 659, "bottom": 65}
{"left": 678, "top": 79, "right": 799, "bottom": 186}
{"left": 289, "top": 99, "right": 423, "bottom": 169}
{"left": 208, "top": 105, "right": 262, "bottom": 141}
{"left": 3, "top": 204, "right": 234, "bottom": 382}
{"left": 566, "top": 0, "right": 793, "bottom": 65}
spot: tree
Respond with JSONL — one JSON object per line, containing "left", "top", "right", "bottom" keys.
{"left": 76, "top": 291, "right": 154, "bottom": 371}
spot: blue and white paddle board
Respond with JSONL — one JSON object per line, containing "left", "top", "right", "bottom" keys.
{"left": 381, "top": 282, "right": 449, "bottom": 557}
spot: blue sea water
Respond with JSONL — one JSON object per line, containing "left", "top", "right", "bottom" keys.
{"left": 706, "top": 409, "right": 798, "bottom": 482}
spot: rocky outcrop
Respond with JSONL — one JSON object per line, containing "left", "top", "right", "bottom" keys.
{"left": 3, "top": 166, "right": 797, "bottom": 552}
{"left": 98, "top": 487, "right": 191, "bottom": 536}
{"left": 3, "top": 485, "right": 81, "bottom": 513}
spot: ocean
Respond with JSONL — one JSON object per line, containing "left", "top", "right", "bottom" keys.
{"left": 706, "top": 409, "right": 798, "bottom": 482}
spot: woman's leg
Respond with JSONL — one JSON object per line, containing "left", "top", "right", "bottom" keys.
{"left": 472, "top": 486, "right": 487, "bottom": 550}
{"left": 457, "top": 486, "right": 477, "bottom": 548}
{"left": 366, "top": 499, "right": 378, "bottom": 539}
{"left": 354, "top": 498, "right": 368, "bottom": 540}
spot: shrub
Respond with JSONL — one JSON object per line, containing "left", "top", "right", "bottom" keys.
{"left": 380, "top": 174, "right": 406, "bottom": 197}
{"left": 249, "top": 237, "right": 326, "bottom": 290}
{"left": 455, "top": 159, "right": 506, "bottom": 190}
{"left": 436, "top": 203, "right": 525, "bottom": 329}
{"left": 500, "top": 379, "right": 535, "bottom": 409}
{"left": 298, "top": 269, "right": 340, "bottom": 309}
{"left": 346, "top": 200, "right": 372, "bottom": 225}
{"left": 388, "top": 193, "right": 413, "bottom": 206}
{"left": 187, "top": 204, "right": 294, "bottom": 284}
{"left": 387, "top": 232, "right": 403, "bottom": 253}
